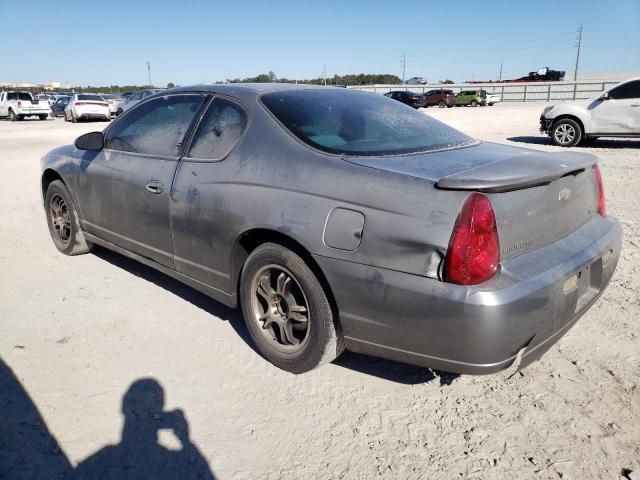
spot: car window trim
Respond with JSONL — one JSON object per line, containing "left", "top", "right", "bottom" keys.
{"left": 102, "top": 92, "right": 208, "bottom": 159}
{"left": 180, "top": 93, "right": 252, "bottom": 164}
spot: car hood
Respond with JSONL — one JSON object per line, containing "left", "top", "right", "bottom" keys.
{"left": 344, "top": 141, "right": 597, "bottom": 192}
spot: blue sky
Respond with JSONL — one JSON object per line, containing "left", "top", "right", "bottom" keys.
{"left": 1, "top": 0, "right": 638, "bottom": 86}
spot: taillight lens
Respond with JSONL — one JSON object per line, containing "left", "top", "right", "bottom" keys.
{"left": 445, "top": 193, "right": 500, "bottom": 285}
{"left": 102, "top": 103, "right": 109, "bottom": 107}
{"left": 17, "top": 100, "right": 22, "bottom": 107}
{"left": 592, "top": 164, "right": 606, "bottom": 215}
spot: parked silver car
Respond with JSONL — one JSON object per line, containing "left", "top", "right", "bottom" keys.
{"left": 40, "top": 85, "right": 621, "bottom": 375}
{"left": 116, "top": 88, "right": 165, "bottom": 115}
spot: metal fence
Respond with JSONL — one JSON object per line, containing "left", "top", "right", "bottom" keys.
{"left": 348, "top": 81, "right": 620, "bottom": 102}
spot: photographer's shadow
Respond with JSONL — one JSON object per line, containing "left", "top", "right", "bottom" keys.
{"left": 75, "top": 379, "right": 215, "bottom": 480}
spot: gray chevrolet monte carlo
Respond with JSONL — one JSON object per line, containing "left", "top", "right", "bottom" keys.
{"left": 40, "top": 84, "right": 622, "bottom": 375}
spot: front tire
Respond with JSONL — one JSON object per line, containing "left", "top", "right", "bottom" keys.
{"left": 45, "top": 180, "right": 92, "bottom": 255}
{"left": 550, "top": 118, "right": 582, "bottom": 147}
{"left": 240, "top": 243, "right": 343, "bottom": 373}
{"left": 438, "top": 100, "right": 446, "bottom": 108}
{"left": 471, "top": 100, "right": 478, "bottom": 107}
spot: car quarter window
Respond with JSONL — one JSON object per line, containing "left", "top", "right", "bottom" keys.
{"left": 609, "top": 80, "right": 640, "bottom": 100}
{"left": 187, "top": 97, "right": 248, "bottom": 160}
{"left": 105, "top": 94, "right": 205, "bottom": 157}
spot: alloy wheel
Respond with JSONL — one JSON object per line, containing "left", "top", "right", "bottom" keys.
{"left": 554, "top": 123, "right": 576, "bottom": 145}
{"left": 250, "top": 265, "right": 310, "bottom": 352}
{"left": 49, "top": 193, "right": 71, "bottom": 246}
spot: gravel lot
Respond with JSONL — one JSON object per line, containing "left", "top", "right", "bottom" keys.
{"left": 1, "top": 103, "right": 638, "bottom": 479}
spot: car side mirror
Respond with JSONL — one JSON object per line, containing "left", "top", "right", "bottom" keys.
{"left": 75, "top": 131, "right": 104, "bottom": 151}
{"left": 601, "top": 92, "right": 609, "bottom": 100}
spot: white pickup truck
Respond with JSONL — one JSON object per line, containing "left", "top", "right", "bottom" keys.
{"left": 0, "top": 91, "right": 51, "bottom": 121}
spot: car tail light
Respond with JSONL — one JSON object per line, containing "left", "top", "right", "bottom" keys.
{"left": 17, "top": 101, "right": 21, "bottom": 107}
{"left": 445, "top": 193, "right": 500, "bottom": 285}
{"left": 592, "top": 164, "right": 606, "bottom": 215}
{"left": 102, "top": 103, "right": 109, "bottom": 107}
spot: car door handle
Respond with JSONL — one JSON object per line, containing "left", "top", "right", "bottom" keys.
{"left": 145, "top": 181, "right": 164, "bottom": 194}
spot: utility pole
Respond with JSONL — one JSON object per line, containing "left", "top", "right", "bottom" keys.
{"left": 499, "top": 62, "right": 503, "bottom": 81}
{"left": 322, "top": 65, "right": 327, "bottom": 86}
{"left": 401, "top": 52, "right": 406, "bottom": 84}
{"left": 146, "top": 61, "right": 152, "bottom": 87}
{"left": 574, "top": 24, "right": 582, "bottom": 81}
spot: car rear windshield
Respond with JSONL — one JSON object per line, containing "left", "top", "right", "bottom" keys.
{"left": 78, "top": 94, "right": 104, "bottom": 101}
{"left": 261, "top": 90, "right": 473, "bottom": 156}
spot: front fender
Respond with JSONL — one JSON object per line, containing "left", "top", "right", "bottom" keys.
{"left": 40, "top": 145, "right": 82, "bottom": 207}
{"left": 545, "top": 104, "right": 592, "bottom": 132}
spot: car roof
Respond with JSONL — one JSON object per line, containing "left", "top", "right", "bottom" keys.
{"left": 168, "top": 83, "right": 347, "bottom": 100}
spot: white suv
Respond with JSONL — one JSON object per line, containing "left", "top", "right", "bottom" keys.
{"left": 540, "top": 77, "right": 640, "bottom": 147}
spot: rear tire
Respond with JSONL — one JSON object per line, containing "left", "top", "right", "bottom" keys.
{"left": 45, "top": 180, "right": 93, "bottom": 255}
{"left": 39, "top": 114, "right": 47, "bottom": 120}
{"left": 71, "top": 111, "right": 77, "bottom": 123}
{"left": 550, "top": 118, "right": 582, "bottom": 147}
{"left": 240, "top": 243, "right": 344, "bottom": 373}
{"left": 438, "top": 100, "right": 446, "bottom": 108}
{"left": 471, "top": 100, "right": 478, "bottom": 107}
{"left": 9, "top": 110, "right": 16, "bottom": 121}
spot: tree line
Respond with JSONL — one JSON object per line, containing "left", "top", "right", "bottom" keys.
{"left": 61, "top": 72, "right": 409, "bottom": 93}
{"left": 224, "top": 72, "right": 403, "bottom": 85}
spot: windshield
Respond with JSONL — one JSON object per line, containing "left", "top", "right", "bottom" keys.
{"left": 261, "top": 90, "right": 473, "bottom": 156}
{"left": 78, "top": 94, "right": 104, "bottom": 101}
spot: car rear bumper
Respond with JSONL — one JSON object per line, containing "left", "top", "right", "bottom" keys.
{"left": 314, "top": 216, "right": 621, "bottom": 375}
{"left": 17, "top": 109, "right": 50, "bottom": 116}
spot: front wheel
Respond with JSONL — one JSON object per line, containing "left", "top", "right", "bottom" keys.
{"left": 471, "top": 100, "right": 478, "bottom": 107}
{"left": 551, "top": 118, "right": 582, "bottom": 147}
{"left": 240, "top": 243, "right": 344, "bottom": 373}
{"left": 438, "top": 100, "right": 446, "bottom": 108}
{"left": 45, "top": 180, "right": 93, "bottom": 255}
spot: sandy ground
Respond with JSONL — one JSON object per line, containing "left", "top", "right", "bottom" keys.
{"left": 1, "top": 104, "right": 638, "bottom": 479}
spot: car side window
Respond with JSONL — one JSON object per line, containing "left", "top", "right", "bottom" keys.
{"left": 187, "top": 98, "right": 248, "bottom": 160}
{"left": 130, "top": 92, "right": 142, "bottom": 102}
{"left": 105, "top": 94, "right": 205, "bottom": 157}
{"left": 608, "top": 81, "right": 640, "bottom": 100}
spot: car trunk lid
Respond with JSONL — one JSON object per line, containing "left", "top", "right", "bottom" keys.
{"left": 346, "top": 142, "right": 601, "bottom": 260}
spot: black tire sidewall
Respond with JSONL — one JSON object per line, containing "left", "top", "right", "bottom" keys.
{"left": 45, "top": 180, "right": 81, "bottom": 255}
{"left": 240, "top": 243, "right": 335, "bottom": 373}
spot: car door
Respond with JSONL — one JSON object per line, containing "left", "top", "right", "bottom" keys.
{"left": 170, "top": 96, "right": 249, "bottom": 290}
{"left": 0, "top": 92, "right": 6, "bottom": 116}
{"left": 76, "top": 93, "right": 207, "bottom": 267}
{"left": 590, "top": 80, "right": 640, "bottom": 134}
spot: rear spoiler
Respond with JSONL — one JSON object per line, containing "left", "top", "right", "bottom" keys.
{"left": 436, "top": 151, "right": 597, "bottom": 193}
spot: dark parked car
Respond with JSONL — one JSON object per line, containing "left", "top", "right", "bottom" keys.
{"left": 384, "top": 90, "right": 426, "bottom": 108}
{"left": 41, "top": 85, "right": 621, "bottom": 375}
{"left": 423, "top": 89, "right": 455, "bottom": 108}
{"left": 50, "top": 96, "right": 70, "bottom": 117}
